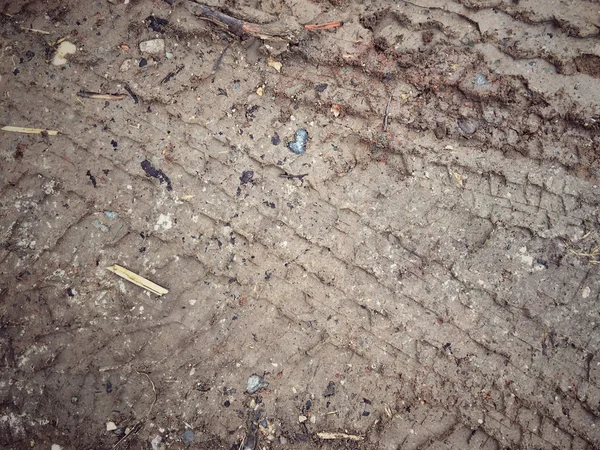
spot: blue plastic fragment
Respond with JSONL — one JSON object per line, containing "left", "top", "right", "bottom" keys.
{"left": 287, "top": 128, "right": 308, "bottom": 155}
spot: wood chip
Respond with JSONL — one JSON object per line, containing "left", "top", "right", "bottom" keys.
{"left": 107, "top": 264, "right": 169, "bottom": 296}
{"left": 267, "top": 56, "right": 282, "bottom": 73}
{"left": 316, "top": 432, "right": 363, "bottom": 441}
{"left": 1, "top": 126, "right": 59, "bottom": 135}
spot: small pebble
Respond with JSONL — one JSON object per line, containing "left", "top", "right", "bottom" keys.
{"left": 139, "top": 39, "right": 165, "bottom": 55}
{"left": 457, "top": 118, "right": 479, "bottom": 135}
{"left": 271, "top": 132, "right": 281, "bottom": 146}
{"left": 106, "top": 422, "right": 117, "bottom": 431}
{"left": 182, "top": 429, "right": 194, "bottom": 447}
{"left": 247, "top": 374, "right": 268, "bottom": 394}
{"left": 298, "top": 415, "right": 307, "bottom": 423}
{"left": 288, "top": 128, "right": 308, "bottom": 155}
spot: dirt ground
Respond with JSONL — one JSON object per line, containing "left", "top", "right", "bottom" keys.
{"left": 1, "top": 0, "right": 600, "bottom": 449}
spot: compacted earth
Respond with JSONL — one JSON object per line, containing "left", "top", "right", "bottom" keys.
{"left": 1, "top": 0, "right": 600, "bottom": 448}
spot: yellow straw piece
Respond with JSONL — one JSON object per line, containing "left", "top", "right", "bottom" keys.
{"left": 1, "top": 126, "right": 59, "bottom": 136}
{"left": 107, "top": 265, "right": 169, "bottom": 296}
{"left": 316, "top": 432, "right": 363, "bottom": 441}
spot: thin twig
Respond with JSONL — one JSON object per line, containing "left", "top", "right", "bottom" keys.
{"left": 279, "top": 172, "right": 308, "bottom": 181}
{"left": 112, "top": 421, "right": 143, "bottom": 449}
{"left": 160, "top": 65, "right": 184, "bottom": 84}
{"left": 211, "top": 43, "right": 231, "bottom": 76}
{"left": 20, "top": 26, "right": 50, "bottom": 34}
{"left": 77, "top": 91, "right": 126, "bottom": 100}
{"left": 124, "top": 84, "right": 139, "bottom": 104}
{"left": 383, "top": 95, "right": 392, "bottom": 131}
{"left": 304, "top": 22, "right": 342, "bottom": 31}
{"left": 136, "top": 370, "right": 158, "bottom": 416}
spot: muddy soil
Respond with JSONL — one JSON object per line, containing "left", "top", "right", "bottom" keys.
{"left": 1, "top": 0, "right": 600, "bottom": 449}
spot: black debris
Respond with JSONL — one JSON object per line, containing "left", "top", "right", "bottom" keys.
{"left": 141, "top": 160, "right": 172, "bottom": 191}
{"left": 240, "top": 170, "right": 254, "bottom": 185}
{"left": 124, "top": 84, "right": 139, "bottom": 104}
{"left": 362, "top": 411, "right": 370, "bottom": 417}
{"left": 363, "top": 398, "right": 372, "bottom": 404}
{"left": 161, "top": 65, "right": 184, "bottom": 84}
{"left": 146, "top": 16, "right": 169, "bottom": 32}
{"left": 13, "top": 68, "right": 19, "bottom": 76}
{"left": 139, "top": 58, "right": 148, "bottom": 67}
{"left": 217, "top": 87, "right": 228, "bottom": 96}
{"left": 262, "top": 201, "right": 275, "bottom": 209}
{"left": 106, "top": 380, "right": 113, "bottom": 393}
{"left": 246, "top": 105, "right": 259, "bottom": 120}
{"left": 224, "top": 400, "right": 230, "bottom": 407}
{"left": 110, "top": 139, "right": 118, "bottom": 149}
{"left": 86, "top": 170, "right": 97, "bottom": 188}
{"left": 271, "top": 132, "right": 280, "bottom": 145}
{"left": 315, "top": 83, "right": 328, "bottom": 92}
{"left": 25, "top": 50, "right": 35, "bottom": 61}
{"left": 279, "top": 172, "right": 308, "bottom": 182}
{"left": 323, "top": 381, "right": 335, "bottom": 397}
{"left": 66, "top": 287, "right": 75, "bottom": 297}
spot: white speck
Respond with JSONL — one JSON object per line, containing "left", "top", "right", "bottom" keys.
{"left": 155, "top": 213, "right": 172, "bottom": 231}
{"left": 189, "top": 367, "right": 196, "bottom": 376}
{"left": 51, "top": 445, "right": 63, "bottom": 450}
{"left": 298, "top": 415, "right": 307, "bottom": 423}
{"left": 478, "top": 418, "right": 484, "bottom": 424}
{"left": 106, "top": 421, "right": 117, "bottom": 431}
{"left": 188, "top": 299, "right": 197, "bottom": 306}
{"left": 582, "top": 287, "right": 591, "bottom": 298}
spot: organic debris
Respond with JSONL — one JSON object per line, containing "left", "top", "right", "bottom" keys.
{"left": 77, "top": 91, "right": 126, "bottom": 100}
{"left": 316, "top": 432, "right": 363, "bottom": 441}
{"left": 52, "top": 40, "right": 76, "bottom": 66}
{"left": 107, "top": 265, "right": 169, "bottom": 296}
{"left": 141, "top": 160, "right": 173, "bottom": 191}
{"left": 1, "top": 126, "right": 59, "bottom": 135}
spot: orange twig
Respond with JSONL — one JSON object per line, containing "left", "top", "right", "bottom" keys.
{"left": 304, "top": 21, "right": 342, "bottom": 31}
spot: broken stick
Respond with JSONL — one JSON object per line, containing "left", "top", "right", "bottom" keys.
{"left": 107, "top": 265, "right": 169, "bottom": 296}
{"left": 1, "top": 125, "right": 59, "bottom": 136}
{"left": 187, "top": 1, "right": 342, "bottom": 43}
{"left": 77, "top": 91, "right": 126, "bottom": 100}
{"left": 383, "top": 95, "right": 392, "bottom": 131}
{"left": 316, "top": 432, "right": 363, "bottom": 441}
